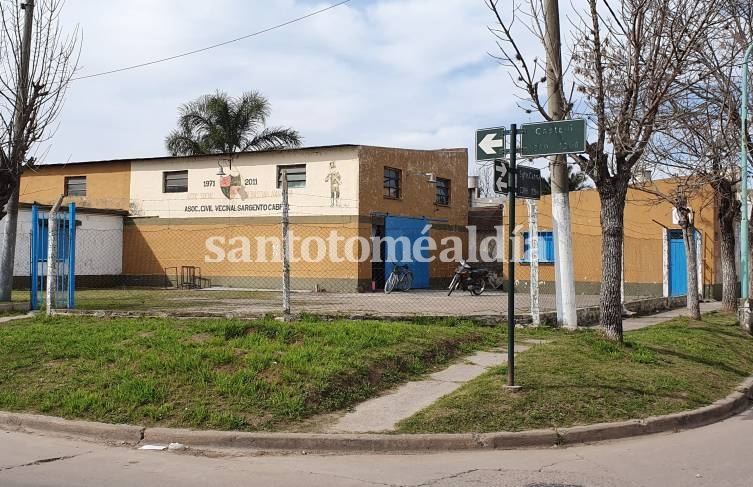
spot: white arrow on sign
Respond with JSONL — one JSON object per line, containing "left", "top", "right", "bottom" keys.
{"left": 479, "top": 133, "right": 505, "bottom": 156}
{"left": 495, "top": 163, "right": 508, "bottom": 192}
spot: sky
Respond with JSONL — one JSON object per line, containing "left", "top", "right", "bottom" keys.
{"left": 44, "top": 0, "right": 586, "bottom": 174}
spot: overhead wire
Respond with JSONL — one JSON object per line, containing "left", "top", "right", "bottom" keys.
{"left": 72, "top": 0, "right": 353, "bottom": 81}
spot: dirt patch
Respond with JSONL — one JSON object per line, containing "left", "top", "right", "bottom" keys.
{"left": 284, "top": 410, "right": 346, "bottom": 433}
{"left": 190, "top": 333, "right": 214, "bottom": 343}
{"left": 44, "top": 359, "right": 68, "bottom": 367}
{"left": 257, "top": 366, "right": 282, "bottom": 383}
{"left": 244, "top": 412, "right": 275, "bottom": 429}
{"left": 214, "top": 363, "right": 239, "bottom": 374}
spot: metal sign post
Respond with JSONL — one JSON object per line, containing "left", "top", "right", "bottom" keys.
{"left": 475, "top": 119, "right": 585, "bottom": 389}
{"left": 507, "top": 124, "right": 519, "bottom": 389}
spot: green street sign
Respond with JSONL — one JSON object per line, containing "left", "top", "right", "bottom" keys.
{"left": 476, "top": 127, "right": 507, "bottom": 161}
{"left": 521, "top": 119, "right": 586, "bottom": 157}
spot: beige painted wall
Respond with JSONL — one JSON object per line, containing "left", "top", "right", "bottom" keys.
{"left": 129, "top": 147, "right": 360, "bottom": 219}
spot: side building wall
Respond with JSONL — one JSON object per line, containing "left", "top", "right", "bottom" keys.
{"left": 6, "top": 207, "right": 124, "bottom": 289}
{"left": 357, "top": 146, "right": 469, "bottom": 289}
{"left": 507, "top": 182, "right": 716, "bottom": 298}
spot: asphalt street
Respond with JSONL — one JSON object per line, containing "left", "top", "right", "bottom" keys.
{"left": 2, "top": 406, "right": 753, "bottom": 487}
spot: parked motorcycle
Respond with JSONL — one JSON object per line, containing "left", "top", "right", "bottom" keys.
{"left": 447, "top": 261, "right": 489, "bottom": 296}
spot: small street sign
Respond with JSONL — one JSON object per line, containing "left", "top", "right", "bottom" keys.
{"left": 516, "top": 166, "right": 541, "bottom": 200}
{"left": 476, "top": 127, "right": 507, "bottom": 161}
{"left": 494, "top": 159, "right": 509, "bottom": 194}
{"left": 521, "top": 119, "right": 587, "bottom": 157}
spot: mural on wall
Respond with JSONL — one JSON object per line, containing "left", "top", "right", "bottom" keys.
{"left": 325, "top": 161, "right": 342, "bottom": 207}
{"left": 129, "top": 157, "right": 358, "bottom": 219}
{"left": 220, "top": 167, "right": 249, "bottom": 200}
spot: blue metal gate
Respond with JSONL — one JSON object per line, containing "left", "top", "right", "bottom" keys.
{"left": 668, "top": 230, "right": 687, "bottom": 297}
{"left": 30, "top": 203, "right": 76, "bottom": 310}
{"left": 384, "top": 216, "right": 430, "bottom": 289}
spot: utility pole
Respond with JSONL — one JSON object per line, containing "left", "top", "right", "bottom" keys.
{"left": 0, "top": 1, "right": 34, "bottom": 301}
{"left": 739, "top": 42, "right": 753, "bottom": 332}
{"left": 544, "top": 0, "right": 577, "bottom": 330}
{"left": 526, "top": 199, "right": 540, "bottom": 326}
{"left": 46, "top": 194, "right": 63, "bottom": 315}
{"left": 281, "top": 169, "right": 291, "bottom": 318}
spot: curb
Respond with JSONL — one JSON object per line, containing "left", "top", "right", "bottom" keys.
{"left": 1, "top": 376, "right": 752, "bottom": 453}
{"left": 0, "top": 411, "right": 144, "bottom": 445}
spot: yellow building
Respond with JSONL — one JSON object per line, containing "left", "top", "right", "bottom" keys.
{"left": 19, "top": 145, "right": 469, "bottom": 292}
{"left": 501, "top": 179, "right": 718, "bottom": 298}
{"left": 20, "top": 145, "right": 723, "bottom": 298}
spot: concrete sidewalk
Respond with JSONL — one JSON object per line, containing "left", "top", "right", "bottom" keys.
{"left": 327, "top": 303, "right": 723, "bottom": 433}
{"left": 623, "top": 301, "right": 722, "bottom": 332}
{"left": 0, "top": 313, "right": 34, "bottom": 325}
{"left": 327, "top": 343, "right": 545, "bottom": 433}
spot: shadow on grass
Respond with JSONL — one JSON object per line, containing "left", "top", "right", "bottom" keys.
{"left": 639, "top": 344, "right": 750, "bottom": 378}
{"left": 526, "top": 383, "right": 707, "bottom": 404}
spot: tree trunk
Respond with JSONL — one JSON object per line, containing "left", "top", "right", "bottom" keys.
{"left": 683, "top": 223, "right": 701, "bottom": 320}
{"left": 599, "top": 186, "right": 627, "bottom": 342}
{"left": 0, "top": 186, "right": 20, "bottom": 301}
{"left": 719, "top": 213, "right": 737, "bottom": 312}
{"left": 714, "top": 180, "right": 739, "bottom": 312}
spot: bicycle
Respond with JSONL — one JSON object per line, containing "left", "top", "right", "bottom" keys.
{"left": 384, "top": 264, "right": 413, "bottom": 294}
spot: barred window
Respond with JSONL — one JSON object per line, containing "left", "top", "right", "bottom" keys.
{"left": 523, "top": 231, "right": 555, "bottom": 263}
{"left": 384, "top": 167, "right": 401, "bottom": 199}
{"left": 435, "top": 178, "right": 451, "bottom": 205}
{"left": 277, "top": 164, "right": 306, "bottom": 189}
{"left": 163, "top": 170, "right": 188, "bottom": 193}
{"left": 64, "top": 176, "right": 86, "bottom": 197}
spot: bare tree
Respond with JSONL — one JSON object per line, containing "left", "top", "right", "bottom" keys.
{"left": 632, "top": 166, "right": 709, "bottom": 320}
{"left": 0, "top": 0, "right": 79, "bottom": 301}
{"left": 642, "top": 1, "right": 753, "bottom": 314}
{"left": 487, "top": 0, "right": 723, "bottom": 341}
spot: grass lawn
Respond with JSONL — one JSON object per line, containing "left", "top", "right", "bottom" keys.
{"left": 0, "top": 314, "right": 520, "bottom": 431}
{"left": 398, "top": 311, "right": 753, "bottom": 433}
{"left": 11, "top": 289, "right": 275, "bottom": 311}
{"left": 10, "top": 291, "right": 27, "bottom": 303}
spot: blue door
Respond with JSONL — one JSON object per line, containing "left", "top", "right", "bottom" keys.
{"left": 668, "top": 231, "right": 687, "bottom": 297}
{"left": 384, "top": 216, "right": 430, "bottom": 289}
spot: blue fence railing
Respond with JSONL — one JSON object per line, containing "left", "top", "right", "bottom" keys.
{"left": 30, "top": 203, "right": 76, "bottom": 310}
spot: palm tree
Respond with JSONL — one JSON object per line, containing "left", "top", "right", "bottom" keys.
{"left": 541, "top": 166, "right": 591, "bottom": 195}
{"left": 165, "top": 91, "right": 302, "bottom": 156}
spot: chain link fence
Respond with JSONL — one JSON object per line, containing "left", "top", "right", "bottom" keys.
{"left": 6, "top": 197, "right": 674, "bottom": 321}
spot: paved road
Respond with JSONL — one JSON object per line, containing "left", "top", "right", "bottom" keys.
{"left": 2, "top": 406, "right": 753, "bottom": 486}
{"left": 184, "top": 289, "right": 623, "bottom": 317}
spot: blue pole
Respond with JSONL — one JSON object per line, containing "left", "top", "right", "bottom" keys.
{"left": 68, "top": 203, "right": 76, "bottom": 309}
{"left": 30, "top": 205, "right": 38, "bottom": 310}
{"left": 741, "top": 42, "right": 753, "bottom": 304}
